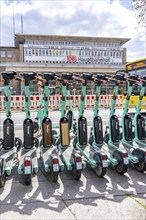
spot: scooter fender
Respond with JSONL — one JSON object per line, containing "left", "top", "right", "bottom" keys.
{"left": 93, "top": 152, "right": 108, "bottom": 168}
{"left": 50, "top": 153, "right": 60, "bottom": 172}
{"left": 71, "top": 151, "right": 83, "bottom": 170}
{"left": 112, "top": 150, "right": 129, "bottom": 165}
{"left": 132, "top": 148, "right": 146, "bottom": 162}
{"left": 0, "top": 158, "right": 6, "bottom": 176}
{"left": 93, "top": 152, "right": 102, "bottom": 166}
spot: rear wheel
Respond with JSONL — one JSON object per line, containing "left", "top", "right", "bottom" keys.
{"left": 24, "top": 174, "right": 32, "bottom": 185}
{"left": 51, "top": 172, "right": 59, "bottom": 183}
{"left": 115, "top": 163, "right": 128, "bottom": 175}
{"left": 0, "top": 173, "right": 6, "bottom": 188}
{"left": 73, "top": 169, "right": 81, "bottom": 180}
{"left": 95, "top": 166, "right": 107, "bottom": 177}
{"left": 134, "top": 161, "right": 146, "bottom": 172}
{"left": 33, "top": 137, "right": 39, "bottom": 148}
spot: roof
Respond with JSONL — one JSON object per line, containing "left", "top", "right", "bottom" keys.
{"left": 15, "top": 34, "right": 130, "bottom": 46}
{"left": 126, "top": 57, "right": 146, "bottom": 65}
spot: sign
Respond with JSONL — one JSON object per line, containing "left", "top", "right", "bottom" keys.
{"left": 67, "top": 55, "right": 77, "bottom": 63}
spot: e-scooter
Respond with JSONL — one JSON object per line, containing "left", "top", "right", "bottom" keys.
{"left": 104, "top": 72, "right": 129, "bottom": 174}
{"left": 56, "top": 72, "right": 86, "bottom": 180}
{"left": 89, "top": 73, "right": 127, "bottom": 175}
{"left": 121, "top": 74, "right": 146, "bottom": 172}
{"left": 0, "top": 71, "right": 22, "bottom": 187}
{"left": 73, "top": 72, "right": 108, "bottom": 177}
{"left": 36, "top": 72, "right": 64, "bottom": 182}
{"left": 133, "top": 75, "right": 146, "bottom": 147}
{"left": 18, "top": 72, "right": 39, "bottom": 185}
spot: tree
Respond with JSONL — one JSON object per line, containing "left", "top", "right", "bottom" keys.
{"left": 132, "top": 0, "right": 146, "bottom": 27}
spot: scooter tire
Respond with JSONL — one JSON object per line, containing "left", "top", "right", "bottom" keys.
{"left": 0, "top": 138, "right": 4, "bottom": 150}
{"left": 95, "top": 166, "right": 107, "bottom": 177}
{"left": 24, "top": 174, "right": 32, "bottom": 185}
{"left": 51, "top": 172, "right": 59, "bottom": 183}
{"left": 73, "top": 169, "right": 81, "bottom": 180}
{"left": 134, "top": 161, "right": 146, "bottom": 172}
{"left": 15, "top": 137, "right": 22, "bottom": 152}
{"left": 0, "top": 173, "right": 6, "bottom": 188}
{"left": 33, "top": 121, "right": 39, "bottom": 133}
{"left": 115, "top": 163, "right": 128, "bottom": 175}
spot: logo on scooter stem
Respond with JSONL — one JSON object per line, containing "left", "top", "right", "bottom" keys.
{"left": 27, "top": 126, "right": 30, "bottom": 135}
{"left": 7, "top": 126, "right": 10, "bottom": 135}
{"left": 47, "top": 125, "right": 49, "bottom": 133}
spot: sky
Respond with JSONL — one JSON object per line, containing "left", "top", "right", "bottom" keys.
{"left": 0, "top": 0, "right": 145, "bottom": 62}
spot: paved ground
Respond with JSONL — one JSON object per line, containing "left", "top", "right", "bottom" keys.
{"left": 0, "top": 110, "right": 146, "bottom": 220}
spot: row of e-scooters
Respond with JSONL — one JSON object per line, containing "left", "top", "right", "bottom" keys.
{"left": 0, "top": 71, "right": 146, "bottom": 188}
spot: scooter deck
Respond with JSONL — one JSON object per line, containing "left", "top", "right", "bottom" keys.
{"left": 41, "top": 147, "right": 64, "bottom": 172}
{"left": 18, "top": 146, "right": 38, "bottom": 174}
{"left": 58, "top": 145, "right": 75, "bottom": 170}
{"left": 0, "top": 147, "right": 16, "bottom": 174}
{"left": 77, "top": 144, "right": 96, "bottom": 161}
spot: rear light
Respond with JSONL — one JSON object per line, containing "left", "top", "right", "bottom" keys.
{"left": 102, "top": 155, "right": 107, "bottom": 160}
{"left": 144, "top": 151, "right": 146, "bottom": 156}
{"left": 123, "top": 152, "right": 128, "bottom": 158}
{"left": 53, "top": 158, "right": 59, "bottom": 164}
{"left": 25, "top": 159, "right": 31, "bottom": 166}
{"left": 76, "top": 157, "right": 81, "bottom": 162}
{"left": 53, "top": 157, "right": 59, "bottom": 172}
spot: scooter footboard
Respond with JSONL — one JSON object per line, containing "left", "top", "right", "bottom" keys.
{"left": 3, "top": 118, "right": 14, "bottom": 150}
{"left": 0, "top": 148, "right": 16, "bottom": 174}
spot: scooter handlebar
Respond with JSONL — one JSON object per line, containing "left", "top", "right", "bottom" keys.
{"left": 20, "top": 72, "right": 37, "bottom": 86}
{"left": 2, "top": 71, "right": 17, "bottom": 85}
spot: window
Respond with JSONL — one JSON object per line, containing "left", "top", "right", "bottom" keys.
{"left": 0, "top": 50, "right": 6, "bottom": 58}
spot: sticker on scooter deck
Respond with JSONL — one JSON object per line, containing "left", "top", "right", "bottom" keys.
{"left": 42, "top": 118, "right": 52, "bottom": 147}
{"left": 23, "top": 119, "right": 34, "bottom": 149}
{"left": 60, "top": 117, "right": 70, "bottom": 147}
{"left": 41, "top": 147, "right": 56, "bottom": 164}
{"left": 3, "top": 118, "right": 14, "bottom": 150}
{"left": 80, "top": 145, "right": 96, "bottom": 161}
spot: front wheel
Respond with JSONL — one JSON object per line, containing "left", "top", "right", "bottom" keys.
{"left": 0, "top": 173, "right": 6, "bottom": 188}
{"left": 51, "top": 172, "right": 59, "bottom": 183}
{"left": 73, "top": 169, "right": 81, "bottom": 180}
{"left": 15, "top": 137, "right": 22, "bottom": 152}
{"left": 95, "top": 166, "right": 107, "bottom": 177}
{"left": 115, "top": 163, "right": 128, "bottom": 175}
{"left": 33, "top": 121, "right": 39, "bottom": 133}
{"left": 134, "top": 161, "right": 146, "bottom": 172}
{"left": 24, "top": 174, "right": 32, "bottom": 185}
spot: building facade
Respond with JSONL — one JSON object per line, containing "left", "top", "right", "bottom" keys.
{"left": 0, "top": 34, "right": 130, "bottom": 94}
